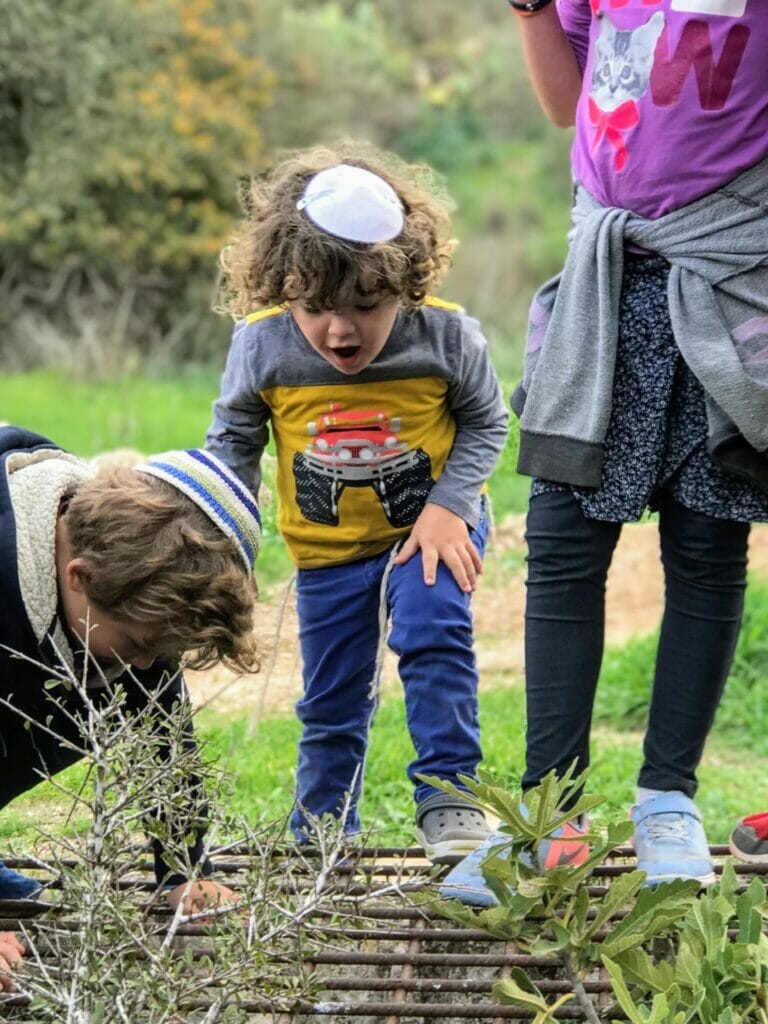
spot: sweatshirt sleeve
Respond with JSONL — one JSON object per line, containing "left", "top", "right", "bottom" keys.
{"left": 426, "top": 315, "right": 509, "bottom": 527}
{"left": 556, "top": 0, "right": 592, "bottom": 76}
{"left": 205, "top": 322, "right": 272, "bottom": 498}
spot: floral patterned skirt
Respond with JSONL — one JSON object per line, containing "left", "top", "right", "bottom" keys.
{"left": 531, "top": 254, "right": 768, "bottom": 523}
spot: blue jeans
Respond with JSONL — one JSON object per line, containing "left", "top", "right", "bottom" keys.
{"left": 290, "top": 509, "right": 489, "bottom": 838}
{"left": 523, "top": 490, "right": 749, "bottom": 803}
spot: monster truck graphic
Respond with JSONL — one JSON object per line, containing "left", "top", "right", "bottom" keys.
{"left": 293, "top": 401, "right": 433, "bottom": 527}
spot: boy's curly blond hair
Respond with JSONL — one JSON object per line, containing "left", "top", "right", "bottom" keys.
{"left": 66, "top": 466, "right": 259, "bottom": 675}
{"left": 218, "top": 140, "right": 457, "bottom": 319}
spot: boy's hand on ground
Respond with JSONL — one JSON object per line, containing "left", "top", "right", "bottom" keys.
{"left": 393, "top": 504, "right": 482, "bottom": 592}
{"left": 0, "top": 932, "right": 24, "bottom": 992}
{"left": 165, "top": 880, "right": 238, "bottom": 922}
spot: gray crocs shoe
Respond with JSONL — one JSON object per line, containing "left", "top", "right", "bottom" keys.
{"left": 415, "top": 794, "right": 491, "bottom": 866}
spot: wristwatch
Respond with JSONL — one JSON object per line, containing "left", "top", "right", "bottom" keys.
{"left": 508, "top": 0, "right": 556, "bottom": 13}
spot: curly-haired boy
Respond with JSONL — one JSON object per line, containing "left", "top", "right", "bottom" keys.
{"left": 206, "top": 141, "right": 509, "bottom": 861}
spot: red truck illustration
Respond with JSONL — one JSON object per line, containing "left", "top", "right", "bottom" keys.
{"left": 293, "top": 401, "right": 433, "bottom": 527}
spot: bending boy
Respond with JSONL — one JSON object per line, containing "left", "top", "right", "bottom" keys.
{"left": 0, "top": 426, "right": 262, "bottom": 987}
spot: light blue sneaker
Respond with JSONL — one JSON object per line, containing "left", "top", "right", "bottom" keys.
{"left": 631, "top": 791, "right": 716, "bottom": 887}
{"left": 438, "top": 831, "right": 511, "bottom": 907}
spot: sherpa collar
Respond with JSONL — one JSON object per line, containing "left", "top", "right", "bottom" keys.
{"left": 6, "top": 449, "right": 92, "bottom": 675}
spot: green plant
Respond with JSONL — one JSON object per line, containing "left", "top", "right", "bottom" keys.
{"left": 428, "top": 769, "right": 768, "bottom": 1023}
{"left": 603, "top": 863, "right": 768, "bottom": 1023}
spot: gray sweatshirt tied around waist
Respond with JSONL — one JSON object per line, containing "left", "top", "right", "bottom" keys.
{"left": 512, "top": 155, "right": 768, "bottom": 495}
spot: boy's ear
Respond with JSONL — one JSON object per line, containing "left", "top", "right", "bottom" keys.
{"left": 65, "top": 558, "right": 92, "bottom": 593}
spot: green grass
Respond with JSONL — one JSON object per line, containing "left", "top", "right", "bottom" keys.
{"left": 0, "top": 368, "right": 221, "bottom": 456}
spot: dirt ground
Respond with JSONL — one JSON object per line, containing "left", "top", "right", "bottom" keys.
{"left": 185, "top": 518, "right": 768, "bottom": 717}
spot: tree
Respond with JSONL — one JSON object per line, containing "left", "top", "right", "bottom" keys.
{"left": 0, "top": 0, "right": 272, "bottom": 368}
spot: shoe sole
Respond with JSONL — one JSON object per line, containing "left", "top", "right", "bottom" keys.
{"left": 728, "top": 839, "right": 768, "bottom": 865}
{"left": 438, "top": 882, "right": 498, "bottom": 907}
{"left": 641, "top": 870, "right": 717, "bottom": 887}
{"left": 416, "top": 832, "right": 491, "bottom": 867}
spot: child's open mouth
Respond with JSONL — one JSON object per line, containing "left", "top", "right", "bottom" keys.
{"left": 332, "top": 345, "right": 361, "bottom": 363}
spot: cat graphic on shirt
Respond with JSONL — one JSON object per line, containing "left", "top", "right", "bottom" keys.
{"left": 588, "top": 12, "right": 665, "bottom": 170}
{"left": 591, "top": 12, "right": 665, "bottom": 110}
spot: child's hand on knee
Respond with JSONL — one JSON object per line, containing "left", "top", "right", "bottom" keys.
{"left": 394, "top": 504, "right": 482, "bottom": 593}
{"left": 164, "top": 879, "right": 238, "bottom": 922}
{"left": 0, "top": 932, "right": 24, "bottom": 992}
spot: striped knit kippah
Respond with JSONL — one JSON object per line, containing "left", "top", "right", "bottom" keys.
{"left": 136, "top": 450, "right": 261, "bottom": 572}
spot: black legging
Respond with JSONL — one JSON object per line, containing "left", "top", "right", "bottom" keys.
{"left": 522, "top": 489, "right": 749, "bottom": 803}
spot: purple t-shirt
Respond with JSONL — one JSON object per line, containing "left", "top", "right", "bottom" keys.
{"left": 558, "top": 0, "right": 768, "bottom": 218}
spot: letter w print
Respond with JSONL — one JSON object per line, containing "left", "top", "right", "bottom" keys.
{"left": 650, "top": 11, "right": 749, "bottom": 110}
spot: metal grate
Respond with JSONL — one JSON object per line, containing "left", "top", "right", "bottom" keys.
{"left": 0, "top": 846, "right": 765, "bottom": 1022}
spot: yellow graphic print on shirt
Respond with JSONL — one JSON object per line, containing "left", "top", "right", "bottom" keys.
{"left": 261, "top": 377, "right": 457, "bottom": 568}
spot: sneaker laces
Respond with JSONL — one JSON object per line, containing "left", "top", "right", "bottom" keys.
{"left": 643, "top": 815, "right": 690, "bottom": 844}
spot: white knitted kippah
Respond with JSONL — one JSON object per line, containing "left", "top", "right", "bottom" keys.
{"left": 136, "top": 450, "right": 261, "bottom": 572}
{"left": 296, "top": 163, "right": 405, "bottom": 243}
